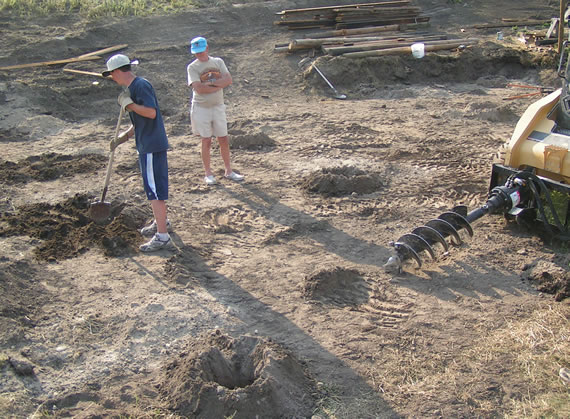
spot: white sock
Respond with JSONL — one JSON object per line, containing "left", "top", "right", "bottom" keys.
{"left": 157, "top": 233, "right": 170, "bottom": 241}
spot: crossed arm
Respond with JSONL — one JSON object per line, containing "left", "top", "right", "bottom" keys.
{"left": 191, "top": 72, "right": 233, "bottom": 94}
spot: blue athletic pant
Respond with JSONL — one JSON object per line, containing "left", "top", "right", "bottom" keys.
{"left": 139, "top": 150, "right": 168, "bottom": 201}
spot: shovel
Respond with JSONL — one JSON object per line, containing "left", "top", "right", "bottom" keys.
{"left": 88, "top": 107, "right": 125, "bottom": 222}
{"left": 298, "top": 57, "right": 347, "bottom": 100}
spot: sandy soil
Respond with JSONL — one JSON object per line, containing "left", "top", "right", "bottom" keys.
{"left": 0, "top": 0, "right": 569, "bottom": 417}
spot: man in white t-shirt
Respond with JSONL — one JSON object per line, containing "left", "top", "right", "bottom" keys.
{"left": 187, "top": 36, "right": 244, "bottom": 185}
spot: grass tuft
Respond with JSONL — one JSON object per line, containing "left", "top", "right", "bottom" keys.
{"left": 0, "top": 0, "right": 200, "bottom": 19}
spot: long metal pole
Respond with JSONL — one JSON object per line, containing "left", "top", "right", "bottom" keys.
{"left": 559, "top": 0, "right": 566, "bottom": 53}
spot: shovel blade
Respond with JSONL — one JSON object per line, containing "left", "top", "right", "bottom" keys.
{"left": 88, "top": 201, "right": 111, "bottom": 222}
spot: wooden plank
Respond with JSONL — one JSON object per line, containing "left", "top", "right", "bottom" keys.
{"left": 336, "top": 15, "right": 430, "bottom": 29}
{"left": 0, "top": 55, "right": 101, "bottom": 71}
{"left": 289, "top": 34, "right": 446, "bottom": 52}
{"left": 275, "top": 18, "right": 336, "bottom": 26}
{"left": 276, "top": 2, "right": 410, "bottom": 15}
{"left": 303, "top": 22, "right": 429, "bottom": 38}
{"left": 334, "top": 6, "right": 421, "bottom": 14}
{"left": 305, "top": 24, "right": 399, "bottom": 37}
{"left": 472, "top": 19, "right": 549, "bottom": 29}
{"left": 63, "top": 68, "right": 107, "bottom": 78}
{"left": 0, "top": 44, "right": 128, "bottom": 71}
{"left": 76, "top": 44, "right": 128, "bottom": 58}
{"left": 324, "top": 37, "right": 466, "bottom": 55}
{"left": 274, "top": 21, "right": 330, "bottom": 29}
{"left": 341, "top": 39, "right": 478, "bottom": 57}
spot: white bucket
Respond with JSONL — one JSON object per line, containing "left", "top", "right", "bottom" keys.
{"left": 411, "top": 43, "right": 425, "bottom": 59}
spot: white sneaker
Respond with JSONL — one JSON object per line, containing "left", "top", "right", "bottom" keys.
{"left": 140, "top": 219, "right": 172, "bottom": 237}
{"left": 225, "top": 171, "right": 244, "bottom": 181}
{"left": 139, "top": 234, "right": 174, "bottom": 252}
{"left": 204, "top": 175, "right": 217, "bottom": 185}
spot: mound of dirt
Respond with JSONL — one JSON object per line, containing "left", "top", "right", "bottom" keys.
{"left": 158, "top": 330, "right": 318, "bottom": 418}
{"left": 301, "top": 165, "right": 384, "bottom": 196}
{"left": 0, "top": 153, "right": 107, "bottom": 184}
{"left": 303, "top": 266, "right": 369, "bottom": 307}
{"left": 0, "top": 194, "right": 145, "bottom": 260}
{"left": 303, "top": 43, "right": 559, "bottom": 98}
{"left": 522, "top": 259, "right": 570, "bottom": 301}
{"left": 229, "top": 130, "right": 276, "bottom": 150}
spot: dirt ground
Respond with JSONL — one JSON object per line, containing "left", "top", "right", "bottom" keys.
{"left": 1, "top": 0, "right": 569, "bottom": 417}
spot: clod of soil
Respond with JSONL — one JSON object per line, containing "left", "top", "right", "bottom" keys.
{"left": 301, "top": 165, "right": 384, "bottom": 196}
{"left": 158, "top": 330, "right": 317, "bottom": 418}
{"left": 0, "top": 194, "right": 143, "bottom": 260}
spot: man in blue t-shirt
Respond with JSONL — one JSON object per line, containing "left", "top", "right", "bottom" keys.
{"left": 103, "top": 54, "right": 173, "bottom": 252}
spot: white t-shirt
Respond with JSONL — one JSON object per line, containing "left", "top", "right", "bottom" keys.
{"left": 187, "top": 56, "right": 229, "bottom": 107}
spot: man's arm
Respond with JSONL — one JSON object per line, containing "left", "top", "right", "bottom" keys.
{"left": 210, "top": 72, "right": 232, "bottom": 89}
{"left": 126, "top": 102, "right": 156, "bottom": 119}
{"left": 191, "top": 72, "right": 232, "bottom": 94}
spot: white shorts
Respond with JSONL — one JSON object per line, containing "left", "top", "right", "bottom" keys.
{"left": 190, "top": 103, "right": 228, "bottom": 138}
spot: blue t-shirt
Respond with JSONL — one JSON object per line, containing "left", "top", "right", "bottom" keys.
{"left": 127, "top": 77, "right": 169, "bottom": 154}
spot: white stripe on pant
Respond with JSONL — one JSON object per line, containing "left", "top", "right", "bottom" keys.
{"left": 146, "top": 153, "right": 157, "bottom": 199}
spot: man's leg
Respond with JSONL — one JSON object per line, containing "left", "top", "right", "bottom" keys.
{"left": 218, "top": 135, "right": 232, "bottom": 176}
{"left": 140, "top": 199, "right": 172, "bottom": 251}
{"left": 150, "top": 200, "right": 168, "bottom": 234}
{"left": 201, "top": 137, "right": 213, "bottom": 176}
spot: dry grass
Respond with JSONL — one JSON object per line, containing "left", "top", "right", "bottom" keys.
{"left": 0, "top": 0, "right": 198, "bottom": 18}
{"left": 363, "top": 303, "right": 569, "bottom": 417}
{"left": 313, "top": 382, "right": 391, "bottom": 419}
{"left": 499, "top": 303, "right": 570, "bottom": 418}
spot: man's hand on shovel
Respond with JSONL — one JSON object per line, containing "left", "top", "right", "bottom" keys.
{"left": 118, "top": 90, "right": 134, "bottom": 112}
{"left": 109, "top": 128, "right": 132, "bottom": 151}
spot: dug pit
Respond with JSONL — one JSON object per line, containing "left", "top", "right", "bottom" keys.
{"left": 158, "top": 330, "right": 318, "bottom": 418}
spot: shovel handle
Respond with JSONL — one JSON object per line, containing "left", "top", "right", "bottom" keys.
{"left": 100, "top": 107, "right": 125, "bottom": 202}
{"left": 312, "top": 63, "right": 345, "bottom": 98}
{"left": 312, "top": 63, "right": 336, "bottom": 91}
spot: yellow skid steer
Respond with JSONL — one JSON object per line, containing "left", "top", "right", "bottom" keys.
{"left": 385, "top": 44, "right": 570, "bottom": 273}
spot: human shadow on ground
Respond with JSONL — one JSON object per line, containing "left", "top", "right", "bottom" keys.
{"left": 217, "top": 182, "right": 538, "bottom": 304}
{"left": 217, "top": 182, "right": 392, "bottom": 268}
{"left": 394, "top": 256, "right": 535, "bottom": 302}
{"left": 165, "top": 238, "right": 400, "bottom": 418}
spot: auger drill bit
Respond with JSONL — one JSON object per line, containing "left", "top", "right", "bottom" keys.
{"left": 384, "top": 171, "right": 533, "bottom": 273}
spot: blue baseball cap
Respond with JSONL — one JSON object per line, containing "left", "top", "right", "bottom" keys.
{"left": 190, "top": 36, "right": 207, "bottom": 54}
